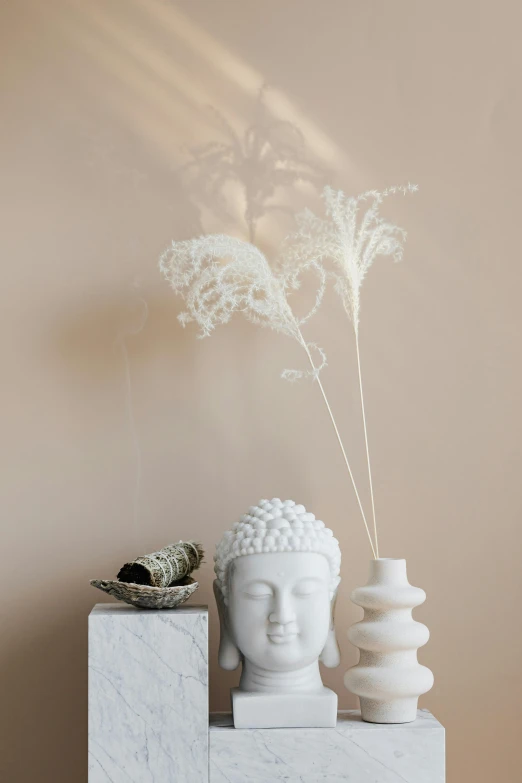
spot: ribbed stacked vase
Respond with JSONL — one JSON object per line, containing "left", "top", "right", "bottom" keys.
{"left": 344, "top": 558, "right": 434, "bottom": 723}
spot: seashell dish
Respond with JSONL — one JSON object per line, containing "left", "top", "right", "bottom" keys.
{"left": 90, "top": 576, "right": 199, "bottom": 609}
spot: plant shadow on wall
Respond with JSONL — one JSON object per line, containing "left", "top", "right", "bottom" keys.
{"left": 180, "top": 85, "right": 329, "bottom": 243}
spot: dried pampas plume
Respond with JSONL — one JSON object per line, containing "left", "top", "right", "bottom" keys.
{"left": 289, "top": 184, "right": 418, "bottom": 334}
{"left": 159, "top": 233, "right": 327, "bottom": 381}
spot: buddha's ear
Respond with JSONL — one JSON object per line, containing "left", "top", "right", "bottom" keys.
{"left": 213, "top": 579, "right": 241, "bottom": 671}
{"left": 320, "top": 585, "right": 341, "bottom": 668}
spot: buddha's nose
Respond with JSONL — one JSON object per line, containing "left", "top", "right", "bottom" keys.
{"left": 269, "top": 593, "right": 296, "bottom": 626}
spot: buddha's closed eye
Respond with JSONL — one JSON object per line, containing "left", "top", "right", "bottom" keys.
{"left": 244, "top": 582, "right": 273, "bottom": 599}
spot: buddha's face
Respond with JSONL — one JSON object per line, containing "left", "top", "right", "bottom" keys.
{"left": 227, "top": 552, "right": 332, "bottom": 672}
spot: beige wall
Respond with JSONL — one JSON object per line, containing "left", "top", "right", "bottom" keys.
{"left": 1, "top": 1, "right": 521, "bottom": 780}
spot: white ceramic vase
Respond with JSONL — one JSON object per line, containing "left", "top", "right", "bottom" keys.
{"left": 344, "top": 558, "right": 434, "bottom": 723}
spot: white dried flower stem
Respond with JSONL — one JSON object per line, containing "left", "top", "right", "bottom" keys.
{"left": 355, "top": 333, "right": 378, "bottom": 558}
{"left": 298, "top": 329, "right": 377, "bottom": 559}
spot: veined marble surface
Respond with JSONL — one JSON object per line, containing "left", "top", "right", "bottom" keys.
{"left": 89, "top": 603, "right": 208, "bottom": 782}
{"left": 209, "top": 709, "right": 445, "bottom": 783}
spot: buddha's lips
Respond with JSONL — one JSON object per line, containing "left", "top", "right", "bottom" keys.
{"left": 267, "top": 631, "right": 298, "bottom": 644}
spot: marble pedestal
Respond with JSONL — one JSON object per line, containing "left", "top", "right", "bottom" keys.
{"left": 88, "top": 604, "right": 444, "bottom": 782}
{"left": 209, "top": 710, "right": 445, "bottom": 783}
{"left": 88, "top": 604, "right": 208, "bottom": 782}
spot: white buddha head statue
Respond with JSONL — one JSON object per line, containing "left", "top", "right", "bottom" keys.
{"left": 214, "top": 498, "right": 342, "bottom": 694}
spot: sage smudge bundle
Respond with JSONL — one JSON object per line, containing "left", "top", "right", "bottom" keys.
{"left": 117, "top": 541, "right": 204, "bottom": 588}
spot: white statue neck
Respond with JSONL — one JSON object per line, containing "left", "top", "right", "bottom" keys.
{"left": 240, "top": 659, "right": 324, "bottom": 693}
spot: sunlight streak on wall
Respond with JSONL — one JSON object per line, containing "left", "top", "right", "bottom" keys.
{"left": 59, "top": 0, "right": 355, "bottom": 180}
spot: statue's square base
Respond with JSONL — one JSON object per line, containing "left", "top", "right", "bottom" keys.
{"left": 231, "top": 686, "right": 337, "bottom": 728}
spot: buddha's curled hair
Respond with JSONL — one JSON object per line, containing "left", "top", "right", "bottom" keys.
{"left": 214, "top": 498, "right": 341, "bottom": 605}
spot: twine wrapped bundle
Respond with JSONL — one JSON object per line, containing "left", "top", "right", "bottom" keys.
{"left": 117, "top": 541, "right": 203, "bottom": 588}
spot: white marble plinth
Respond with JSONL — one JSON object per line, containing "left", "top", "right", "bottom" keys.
{"left": 89, "top": 603, "right": 208, "bottom": 782}
{"left": 209, "top": 709, "right": 445, "bottom": 783}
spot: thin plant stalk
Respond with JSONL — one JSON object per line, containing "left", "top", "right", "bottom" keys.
{"left": 298, "top": 331, "right": 377, "bottom": 559}
{"left": 355, "top": 332, "right": 379, "bottom": 558}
